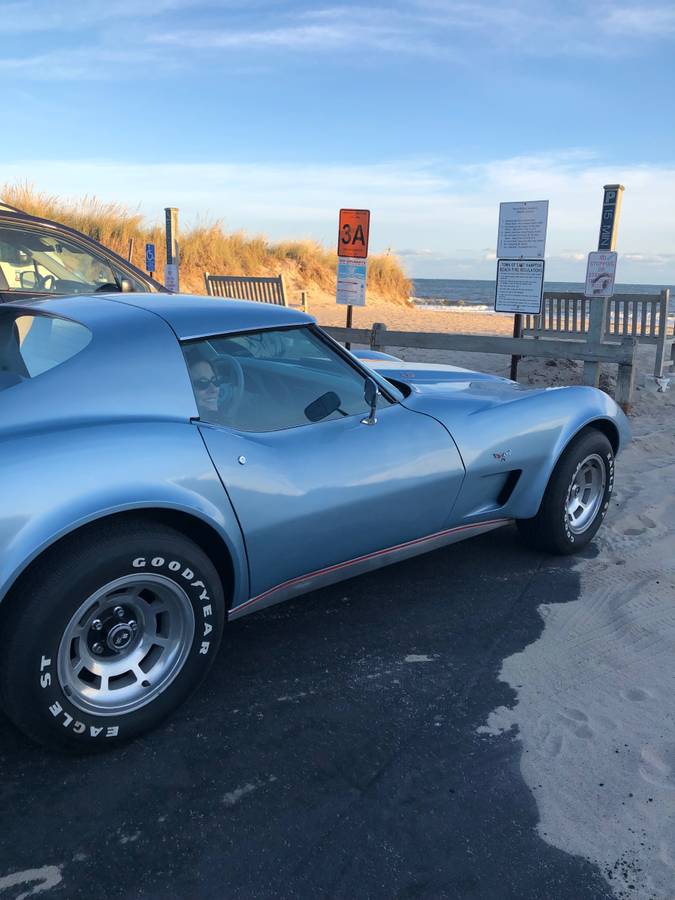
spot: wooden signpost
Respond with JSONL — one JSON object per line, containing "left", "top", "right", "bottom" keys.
{"left": 164, "top": 207, "right": 179, "bottom": 292}
{"left": 336, "top": 208, "right": 370, "bottom": 349}
{"left": 583, "top": 184, "right": 625, "bottom": 388}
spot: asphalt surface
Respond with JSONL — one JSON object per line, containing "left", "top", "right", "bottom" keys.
{"left": 0, "top": 526, "right": 613, "bottom": 900}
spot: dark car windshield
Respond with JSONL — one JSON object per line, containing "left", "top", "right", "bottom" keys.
{"left": 0, "top": 309, "right": 91, "bottom": 391}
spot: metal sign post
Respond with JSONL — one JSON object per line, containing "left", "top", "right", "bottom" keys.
{"left": 164, "top": 207, "right": 179, "bottom": 292}
{"left": 336, "top": 209, "right": 370, "bottom": 350}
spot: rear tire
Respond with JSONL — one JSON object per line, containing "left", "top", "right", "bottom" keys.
{"left": 517, "top": 429, "right": 614, "bottom": 555}
{"left": 0, "top": 522, "right": 225, "bottom": 752}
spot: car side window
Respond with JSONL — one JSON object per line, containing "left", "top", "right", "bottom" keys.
{"left": 183, "top": 326, "right": 391, "bottom": 433}
{"left": 0, "top": 309, "right": 91, "bottom": 388}
{"left": 0, "top": 226, "right": 120, "bottom": 295}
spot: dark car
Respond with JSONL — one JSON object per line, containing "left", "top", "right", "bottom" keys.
{"left": 0, "top": 201, "right": 167, "bottom": 303}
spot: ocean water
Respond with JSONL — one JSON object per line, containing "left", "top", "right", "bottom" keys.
{"left": 412, "top": 279, "right": 675, "bottom": 313}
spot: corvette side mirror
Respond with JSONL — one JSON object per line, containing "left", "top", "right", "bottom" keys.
{"left": 361, "top": 378, "right": 380, "bottom": 426}
{"left": 305, "top": 391, "right": 342, "bottom": 422}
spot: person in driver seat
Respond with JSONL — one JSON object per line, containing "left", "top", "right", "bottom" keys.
{"left": 185, "top": 352, "right": 222, "bottom": 421}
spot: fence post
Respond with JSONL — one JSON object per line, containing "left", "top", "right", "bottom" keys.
{"left": 616, "top": 338, "right": 638, "bottom": 413}
{"left": 654, "top": 289, "right": 669, "bottom": 377}
{"left": 301, "top": 291, "right": 308, "bottom": 313}
{"left": 371, "top": 322, "right": 388, "bottom": 352}
{"left": 582, "top": 297, "right": 608, "bottom": 387}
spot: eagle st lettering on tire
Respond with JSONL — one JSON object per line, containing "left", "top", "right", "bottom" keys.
{"left": 0, "top": 522, "right": 225, "bottom": 752}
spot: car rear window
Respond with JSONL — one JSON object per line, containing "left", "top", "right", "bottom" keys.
{"left": 0, "top": 309, "right": 91, "bottom": 391}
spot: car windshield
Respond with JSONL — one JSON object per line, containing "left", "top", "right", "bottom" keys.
{"left": 0, "top": 227, "right": 121, "bottom": 294}
{"left": 0, "top": 309, "right": 91, "bottom": 391}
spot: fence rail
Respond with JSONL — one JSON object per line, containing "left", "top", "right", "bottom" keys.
{"left": 323, "top": 322, "right": 639, "bottom": 411}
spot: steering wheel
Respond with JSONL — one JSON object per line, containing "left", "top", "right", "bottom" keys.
{"left": 212, "top": 354, "right": 245, "bottom": 419}
{"left": 19, "top": 271, "right": 56, "bottom": 292}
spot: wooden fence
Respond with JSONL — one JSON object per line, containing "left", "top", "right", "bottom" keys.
{"left": 324, "top": 322, "right": 639, "bottom": 412}
{"left": 523, "top": 290, "right": 673, "bottom": 377}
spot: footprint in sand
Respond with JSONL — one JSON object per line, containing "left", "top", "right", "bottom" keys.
{"left": 558, "top": 708, "right": 595, "bottom": 740}
{"left": 542, "top": 731, "right": 564, "bottom": 757}
{"left": 639, "top": 745, "right": 675, "bottom": 790}
{"left": 622, "top": 687, "right": 653, "bottom": 702}
{"left": 639, "top": 515, "right": 657, "bottom": 529}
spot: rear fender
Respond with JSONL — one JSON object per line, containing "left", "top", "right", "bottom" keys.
{"left": 0, "top": 423, "right": 249, "bottom": 608}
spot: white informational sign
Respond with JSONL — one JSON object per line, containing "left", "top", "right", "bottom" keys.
{"left": 336, "top": 257, "right": 368, "bottom": 307}
{"left": 497, "top": 200, "right": 549, "bottom": 259}
{"left": 495, "top": 259, "right": 545, "bottom": 315}
{"left": 164, "top": 263, "right": 179, "bottom": 292}
{"left": 584, "top": 251, "right": 618, "bottom": 297}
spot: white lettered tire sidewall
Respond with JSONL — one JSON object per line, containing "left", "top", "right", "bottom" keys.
{"left": 562, "top": 445, "right": 614, "bottom": 547}
{"left": 0, "top": 523, "right": 225, "bottom": 752}
{"left": 516, "top": 428, "right": 615, "bottom": 555}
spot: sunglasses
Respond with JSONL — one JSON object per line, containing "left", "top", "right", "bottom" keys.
{"left": 192, "top": 375, "right": 223, "bottom": 391}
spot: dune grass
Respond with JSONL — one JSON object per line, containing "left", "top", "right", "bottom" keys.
{"left": 2, "top": 183, "right": 411, "bottom": 303}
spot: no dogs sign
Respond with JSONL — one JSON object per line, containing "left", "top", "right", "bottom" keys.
{"left": 337, "top": 209, "right": 370, "bottom": 259}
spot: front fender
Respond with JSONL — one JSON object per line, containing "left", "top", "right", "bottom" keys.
{"left": 403, "top": 383, "right": 630, "bottom": 521}
{"left": 506, "top": 386, "right": 630, "bottom": 519}
{"left": 0, "top": 422, "right": 249, "bottom": 607}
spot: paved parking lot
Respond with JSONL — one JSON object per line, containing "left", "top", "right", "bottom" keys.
{"left": 0, "top": 527, "right": 612, "bottom": 899}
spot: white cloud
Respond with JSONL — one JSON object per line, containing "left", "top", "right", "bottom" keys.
{"left": 0, "top": 0, "right": 201, "bottom": 33}
{"left": 2, "top": 152, "right": 674, "bottom": 281}
{"left": 604, "top": 5, "right": 675, "bottom": 35}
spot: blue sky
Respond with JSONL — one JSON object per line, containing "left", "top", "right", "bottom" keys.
{"left": 3, "top": 0, "right": 675, "bottom": 281}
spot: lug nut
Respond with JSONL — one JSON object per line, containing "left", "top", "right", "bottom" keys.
{"left": 92, "top": 643, "right": 104, "bottom": 655}
{"left": 92, "top": 619, "right": 103, "bottom": 631}
{"left": 128, "top": 620, "right": 138, "bottom": 632}
{"left": 114, "top": 606, "right": 125, "bottom": 619}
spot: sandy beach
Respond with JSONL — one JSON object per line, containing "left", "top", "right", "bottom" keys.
{"left": 307, "top": 289, "right": 517, "bottom": 337}
{"left": 308, "top": 289, "right": 675, "bottom": 898}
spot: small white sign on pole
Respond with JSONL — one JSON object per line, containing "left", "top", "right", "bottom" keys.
{"left": 497, "top": 200, "right": 549, "bottom": 259}
{"left": 495, "top": 259, "right": 545, "bottom": 315}
{"left": 164, "top": 263, "right": 179, "bottom": 292}
{"left": 584, "top": 251, "right": 618, "bottom": 297}
{"left": 336, "top": 257, "right": 368, "bottom": 307}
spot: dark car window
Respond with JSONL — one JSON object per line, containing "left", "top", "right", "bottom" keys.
{"left": 183, "top": 326, "right": 391, "bottom": 433}
{"left": 0, "top": 309, "right": 91, "bottom": 389}
{"left": 0, "top": 226, "right": 135, "bottom": 296}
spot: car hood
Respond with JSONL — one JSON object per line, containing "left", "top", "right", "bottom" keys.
{"left": 366, "top": 359, "right": 543, "bottom": 413}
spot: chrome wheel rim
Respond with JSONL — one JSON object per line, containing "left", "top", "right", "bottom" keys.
{"left": 57, "top": 574, "right": 195, "bottom": 717}
{"left": 565, "top": 453, "right": 606, "bottom": 535}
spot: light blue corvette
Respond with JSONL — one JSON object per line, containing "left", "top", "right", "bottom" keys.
{"left": 0, "top": 293, "right": 629, "bottom": 750}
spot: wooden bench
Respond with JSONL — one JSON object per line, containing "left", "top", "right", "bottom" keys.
{"left": 523, "top": 290, "right": 674, "bottom": 378}
{"left": 204, "top": 273, "right": 287, "bottom": 305}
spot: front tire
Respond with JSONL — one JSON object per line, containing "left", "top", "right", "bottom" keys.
{"left": 517, "top": 429, "right": 614, "bottom": 555}
{"left": 0, "top": 522, "right": 225, "bottom": 752}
